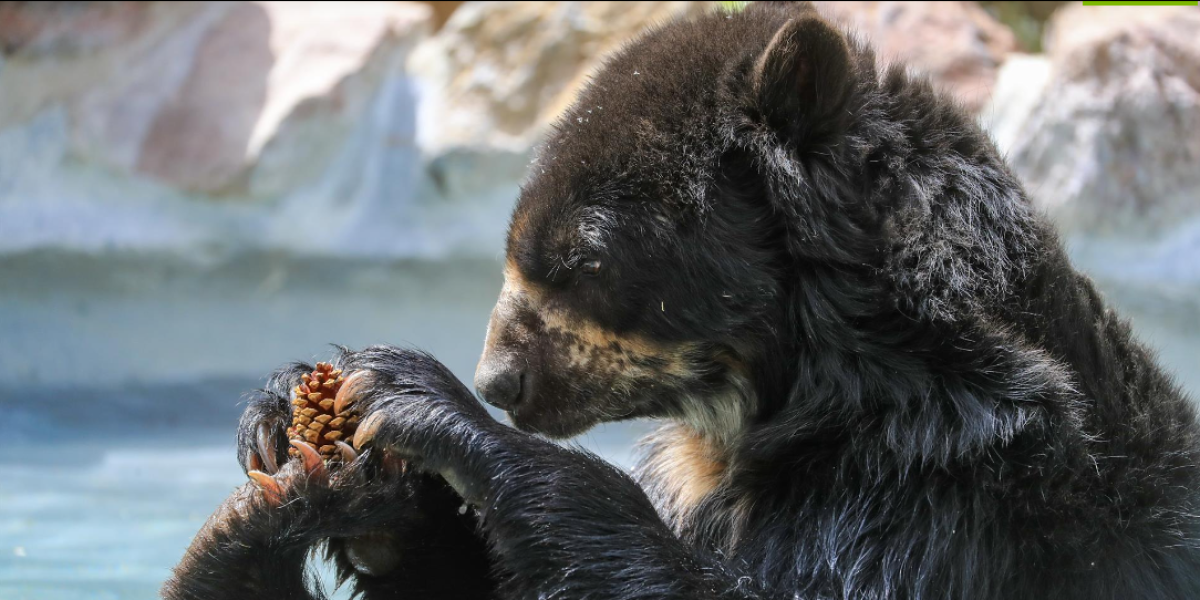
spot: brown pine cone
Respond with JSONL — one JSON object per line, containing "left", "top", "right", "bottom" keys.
{"left": 286, "top": 362, "right": 359, "bottom": 461}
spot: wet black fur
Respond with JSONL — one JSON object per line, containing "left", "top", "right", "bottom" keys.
{"left": 167, "top": 2, "right": 1200, "bottom": 599}
{"left": 163, "top": 354, "right": 496, "bottom": 600}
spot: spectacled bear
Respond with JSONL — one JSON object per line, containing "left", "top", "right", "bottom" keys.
{"left": 164, "top": 2, "right": 1200, "bottom": 599}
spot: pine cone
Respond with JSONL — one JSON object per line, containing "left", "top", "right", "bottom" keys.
{"left": 287, "top": 362, "right": 359, "bottom": 461}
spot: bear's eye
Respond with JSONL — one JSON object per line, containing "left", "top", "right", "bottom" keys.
{"left": 580, "top": 259, "right": 602, "bottom": 276}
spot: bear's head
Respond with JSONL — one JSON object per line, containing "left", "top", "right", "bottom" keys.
{"left": 473, "top": 2, "right": 1033, "bottom": 441}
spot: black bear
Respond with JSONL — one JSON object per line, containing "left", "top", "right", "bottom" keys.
{"left": 164, "top": 2, "right": 1200, "bottom": 599}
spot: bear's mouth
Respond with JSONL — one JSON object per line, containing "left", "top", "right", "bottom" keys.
{"left": 507, "top": 404, "right": 600, "bottom": 439}
{"left": 503, "top": 370, "right": 615, "bottom": 439}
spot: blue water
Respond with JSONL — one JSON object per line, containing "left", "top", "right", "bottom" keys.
{"left": 0, "top": 420, "right": 650, "bottom": 600}
{"left": 0, "top": 441, "right": 240, "bottom": 600}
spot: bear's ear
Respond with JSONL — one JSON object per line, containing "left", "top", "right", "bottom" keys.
{"left": 750, "top": 15, "right": 853, "bottom": 142}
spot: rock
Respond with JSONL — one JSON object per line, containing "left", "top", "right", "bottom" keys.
{"left": 68, "top": 1, "right": 431, "bottom": 196}
{"left": 410, "top": 1, "right": 717, "bottom": 155}
{"left": 0, "top": 2, "right": 461, "bottom": 260}
{"left": 977, "top": 1, "right": 1068, "bottom": 52}
{"left": 979, "top": 53, "right": 1052, "bottom": 156}
{"left": 243, "top": 1, "right": 430, "bottom": 199}
{"left": 1, "top": 2, "right": 430, "bottom": 196}
{"left": 128, "top": 2, "right": 276, "bottom": 194}
{"left": 0, "top": 1, "right": 154, "bottom": 57}
{"left": 815, "top": 1, "right": 1017, "bottom": 112}
{"left": 997, "top": 5, "right": 1200, "bottom": 238}
{"left": 0, "top": 3, "right": 207, "bottom": 132}
{"left": 414, "top": 0, "right": 466, "bottom": 30}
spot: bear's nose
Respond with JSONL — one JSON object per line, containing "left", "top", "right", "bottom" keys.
{"left": 475, "top": 359, "right": 526, "bottom": 411}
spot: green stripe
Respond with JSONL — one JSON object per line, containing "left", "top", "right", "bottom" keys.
{"left": 1082, "top": 1, "right": 1196, "bottom": 5}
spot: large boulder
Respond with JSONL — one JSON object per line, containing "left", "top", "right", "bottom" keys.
{"left": 1, "top": 1, "right": 429, "bottom": 197}
{"left": 992, "top": 5, "right": 1200, "bottom": 238}
{"left": 0, "top": 1, "right": 443, "bottom": 258}
{"left": 815, "top": 1, "right": 1017, "bottom": 111}
{"left": 77, "top": 2, "right": 428, "bottom": 196}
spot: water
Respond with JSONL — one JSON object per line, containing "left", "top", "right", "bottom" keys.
{"left": 1, "top": 252, "right": 1197, "bottom": 600}
{"left": 0, "top": 425, "right": 649, "bottom": 600}
{"left": 0, "top": 441, "right": 242, "bottom": 600}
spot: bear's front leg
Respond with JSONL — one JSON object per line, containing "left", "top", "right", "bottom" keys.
{"left": 163, "top": 445, "right": 379, "bottom": 600}
{"left": 340, "top": 346, "right": 774, "bottom": 600}
{"left": 335, "top": 346, "right": 504, "bottom": 505}
{"left": 165, "top": 354, "right": 498, "bottom": 600}
{"left": 167, "top": 432, "right": 499, "bottom": 600}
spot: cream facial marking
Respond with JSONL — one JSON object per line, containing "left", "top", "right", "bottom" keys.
{"left": 497, "top": 260, "right": 695, "bottom": 383}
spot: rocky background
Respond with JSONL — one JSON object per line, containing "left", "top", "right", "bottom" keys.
{"left": 1, "top": 2, "right": 1198, "bottom": 599}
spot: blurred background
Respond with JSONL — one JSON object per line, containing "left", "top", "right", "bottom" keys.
{"left": 0, "top": 1, "right": 1197, "bottom": 598}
